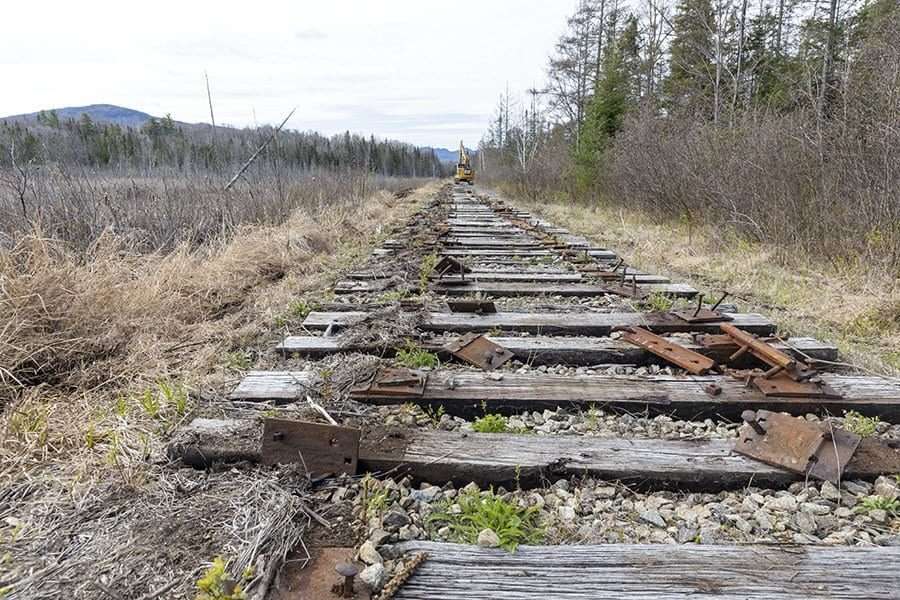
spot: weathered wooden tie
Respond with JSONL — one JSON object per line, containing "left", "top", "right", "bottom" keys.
{"left": 382, "top": 542, "right": 900, "bottom": 600}
{"left": 276, "top": 335, "right": 837, "bottom": 366}
{"left": 230, "top": 371, "right": 900, "bottom": 419}
{"left": 301, "top": 310, "right": 777, "bottom": 336}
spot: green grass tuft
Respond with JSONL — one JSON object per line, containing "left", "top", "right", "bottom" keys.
{"left": 395, "top": 340, "right": 440, "bottom": 369}
{"left": 428, "top": 488, "right": 544, "bottom": 551}
{"left": 843, "top": 410, "right": 880, "bottom": 437}
{"left": 472, "top": 414, "right": 508, "bottom": 433}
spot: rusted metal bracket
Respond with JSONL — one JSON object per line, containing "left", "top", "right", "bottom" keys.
{"left": 434, "top": 256, "right": 470, "bottom": 279}
{"left": 672, "top": 292, "right": 731, "bottom": 323}
{"left": 444, "top": 333, "right": 514, "bottom": 371}
{"left": 447, "top": 300, "right": 497, "bottom": 314}
{"left": 601, "top": 272, "right": 646, "bottom": 299}
{"left": 620, "top": 327, "right": 718, "bottom": 375}
{"left": 350, "top": 367, "right": 428, "bottom": 398}
{"left": 721, "top": 323, "right": 816, "bottom": 381}
{"left": 261, "top": 418, "right": 360, "bottom": 475}
{"left": 734, "top": 410, "right": 860, "bottom": 484}
{"left": 751, "top": 372, "right": 843, "bottom": 399}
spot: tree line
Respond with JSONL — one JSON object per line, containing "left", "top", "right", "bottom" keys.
{"left": 480, "top": 0, "right": 899, "bottom": 271}
{"left": 0, "top": 112, "right": 448, "bottom": 178}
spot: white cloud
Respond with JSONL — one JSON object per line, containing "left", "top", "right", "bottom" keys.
{"left": 0, "top": 0, "right": 580, "bottom": 148}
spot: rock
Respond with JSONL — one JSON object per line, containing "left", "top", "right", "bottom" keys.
{"left": 553, "top": 479, "right": 570, "bottom": 492}
{"left": 640, "top": 510, "right": 667, "bottom": 528}
{"left": 874, "top": 476, "right": 899, "bottom": 500}
{"left": 358, "top": 541, "right": 382, "bottom": 565}
{"left": 820, "top": 481, "right": 841, "bottom": 501}
{"left": 398, "top": 525, "right": 421, "bottom": 541}
{"left": 869, "top": 509, "right": 888, "bottom": 523}
{"left": 477, "top": 528, "right": 501, "bottom": 548}
{"left": 793, "top": 512, "right": 818, "bottom": 534}
{"left": 382, "top": 508, "right": 410, "bottom": 530}
{"left": 595, "top": 486, "right": 616, "bottom": 499}
{"left": 843, "top": 481, "right": 871, "bottom": 496}
{"left": 558, "top": 506, "right": 577, "bottom": 521}
{"left": 461, "top": 482, "right": 480, "bottom": 495}
{"left": 754, "top": 509, "right": 774, "bottom": 531}
{"left": 766, "top": 495, "right": 798, "bottom": 512}
{"left": 801, "top": 502, "right": 831, "bottom": 516}
{"left": 676, "top": 524, "right": 699, "bottom": 543}
{"left": 409, "top": 485, "right": 442, "bottom": 503}
{"left": 360, "top": 563, "right": 387, "bottom": 592}
{"left": 368, "top": 528, "right": 391, "bottom": 547}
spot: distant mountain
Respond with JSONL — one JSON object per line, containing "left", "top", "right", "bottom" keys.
{"left": 430, "top": 147, "right": 462, "bottom": 164}
{"left": 2, "top": 104, "right": 158, "bottom": 127}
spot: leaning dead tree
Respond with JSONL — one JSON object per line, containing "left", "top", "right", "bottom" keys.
{"left": 224, "top": 108, "right": 296, "bottom": 191}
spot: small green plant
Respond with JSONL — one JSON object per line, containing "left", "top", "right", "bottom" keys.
{"left": 114, "top": 395, "right": 128, "bottom": 417}
{"left": 360, "top": 474, "right": 390, "bottom": 519}
{"left": 395, "top": 340, "right": 440, "bottom": 369}
{"left": 377, "top": 290, "right": 409, "bottom": 303}
{"left": 419, "top": 253, "right": 439, "bottom": 293}
{"left": 644, "top": 292, "right": 673, "bottom": 312}
{"left": 843, "top": 411, "right": 880, "bottom": 437}
{"left": 859, "top": 495, "right": 900, "bottom": 515}
{"left": 472, "top": 414, "right": 509, "bottom": 433}
{"left": 585, "top": 405, "right": 601, "bottom": 430}
{"left": 137, "top": 389, "right": 161, "bottom": 419}
{"left": 195, "top": 557, "right": 247, "bottom": 600}
{"left": 423, "top": 404, "right": 446, "bottom": 426}
{"left": 428, "top": 488, "right": 544, "bottom": 551}
{"left": 288, "top": 298, "right": 318, "bottom": 319}
{"left": 157, "top": 379, "right": 190, "bottom": 416}
{"left": 8, "top": 405, "right": 48, "bottom": 443}
{"left": 224, "top": 351, "right": 251, "bottom": 371}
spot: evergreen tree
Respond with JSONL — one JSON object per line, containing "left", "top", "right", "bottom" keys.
{"left": 572, "top": 19, "right": 639, "bottom": 194}
{"left": 665, "top": 0, "right": 716, "bottom": 115}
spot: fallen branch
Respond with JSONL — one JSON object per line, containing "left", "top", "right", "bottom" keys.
{"left": 224, "top": 108, "right": 296, "bottom": 191}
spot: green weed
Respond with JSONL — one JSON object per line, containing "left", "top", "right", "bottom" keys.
{"left": 428, "top": 488, "right": 544, "bottom": 551}
{"left": 195, "top": 556, "right": 247, "bottom": 600}
{"left": 858, "top": 495, "right": 900, "bottom": 515}
{"left": 419, "top": 253, "right": 439, "bottom": 293}
{"left": 472, "top": 414, "right": 508, "bottom": 433}
{"left": 8, "top": 405, "right": 48, "bottom": 444}
{"left": 395, "top": 340, "right": 440, "bottom": 369}
{"left": 224, "top": 351, "right": 251, "bottom": 371}
{"left": 644, "top": 292, "right": 674, "bottom": 312}
{"left": 288, "top": 299, "right": 318, "bottom": 319}
{"left": 377, "top": 290, "right": 409, "bottom": 303}
{"left": 360, "top": 474, "right": 390, "bottom": 519}
{"left": 843, "top": 410, "right": 880, "bottom": 437}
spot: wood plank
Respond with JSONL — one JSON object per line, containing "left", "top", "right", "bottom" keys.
{"left": 384, "top": 542, "right": 900, "bottom": 600}
{"left": 232, "top": 370, "right": 900, "bottom": 420}
{"left": 430, "top": 281, "right": 696, "bottom": 298}
{"left": 443, "top": 238, "right": 541, "bottom": 247}
{"left": 441, "top": 249, "right": 553, "bottom": 257}
{"left": 276, "top": 335, "right": 838, "bottom": 366}
{"left": 359, "top": 429, "right": 900, "bottom": 488}
{"left": 352, "top": 371, "right": 900, "bottom": 420}
{"left": 302, "top": 311, "right": 777, "bottom": 335}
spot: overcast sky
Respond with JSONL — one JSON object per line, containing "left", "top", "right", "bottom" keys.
{"left": 1, "top": 1, "right": 580, "bottom": 148}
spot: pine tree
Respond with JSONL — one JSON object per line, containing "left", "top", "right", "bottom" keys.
{"left": 665, "top": 0, "right": 716, "bottom": 115}
{"left": 572, "top": 19, "right": 639, "bottom": 194}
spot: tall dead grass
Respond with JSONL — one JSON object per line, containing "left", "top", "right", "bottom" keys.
{"left": 0, "top": 177, "right": 438, "bottom": 599}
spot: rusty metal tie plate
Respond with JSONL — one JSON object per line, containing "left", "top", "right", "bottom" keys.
{"left": 261, "top": 418, "right": 359, "bottom": 475}
{"left": 620, "top": 327, "right": 718, "bottom": 375}
{"left": 672, "top": 308, "right": 731, "bottom": 323}
{"left": 447, "top": 300, "right": 497, "bottom": 314}
{"left": 350, "top": 367, "right": 427, "bottom": 398}
{"left": 735, "top": 410, "right": 860, "bottom": 483}
{"left": 808, "top": 426, "right": 861, "bottom": 483}
{"left": 752, "top": 372, "right": 842, "bottom": 398}
{"left": 444, "top": 333, "right": 514, "bottom": 371}
{"left": 735, "top": 410, "right": 826, "bottom": 473}
{"left": 435, "top": 256, "right": 470, "bottom": 277}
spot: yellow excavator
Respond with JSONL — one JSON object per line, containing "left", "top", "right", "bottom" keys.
{"left": 454, "top": 140, "right": 474, "bottom": 185}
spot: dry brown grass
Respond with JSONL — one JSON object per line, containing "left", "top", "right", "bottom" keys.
{"left": 0, "top": 179, "right": 438, "bottom": 599}
{"left": 511, "top": 192, "right": 900, "bottom": 375}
